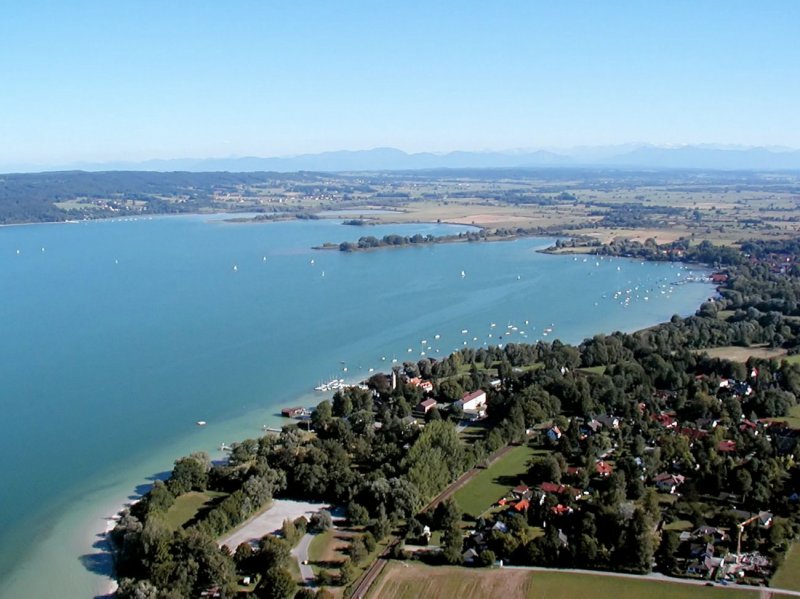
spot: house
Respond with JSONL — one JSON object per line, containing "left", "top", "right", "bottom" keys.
{"left": 462, "top": 548, "right": 479, "bottom": 564}
{"left": 595, "top": 460, "right": 613, "bottom": 477}
{"left": 538, "top": 482, "right": 582, "bottom": 501}
{"left": 758, "top": 511, "right": 774, "bottom": 528}
{"left": 580, "top": 419, "right": 602, "bottom": 436}
{"left": 492, "top": 521, "right": 508, "bottom": 533}
{"left": 408, "top": 377, "right": 434, "bottom": 393}
{"left": 652, "top": 412, "right": 677, "bottom": 428}
{"left": 597, "top": 415, "right": 620, "bottom": 429}
{"left": 739, "top": 419, "right": 759, "bottom": 434}
{"left": 281, "top": 407, "right": 306, "bottom": 418}
{"left": 416, "top": 398, "right": 438, "bottom": 414}
{"left": 546, "top": 425, "right": 562, "bottom": 442}
{"left": 710, "top": 273, "right": 729, "bottom": 283}
{"left": 512, "top": 484, "right": 530, "bottom": 498}
{"left": 490, "top": 378, "right": 502, "bottom": 389}
{"left": 552, "top": 504, "right": 573, "bottom": 516}
{"left": 654, "top": 472, "right": 686, "bottom": 494}
{"left": 689, "top": 542, "right": 715, "bottom": 559}
{"left": 459, "top": 389, "right": 487, "bottom": 413}
{"left": 513, "top": 498, "right": 530, "bottom": 512}
{"left": 718, "top": 440, "right": 737, "bottom": 453}
{"left": 692, "top": 526, "right": 727, "bottom": 542}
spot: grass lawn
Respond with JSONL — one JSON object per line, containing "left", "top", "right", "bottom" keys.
{"left": 367, "top": 562, "right": 767, "bottom": 599}
{"left": 766, "top": 403, "right": 800, "bottom": 429}
{"left": 453, "top": 445, "right": 539, "bottom": 519}
{"left": 163, "top": 491, "right": 228, "bottom": 529}
{"left": 663, "top": 519, "right": 693, "bottom": 531}
{"left": 694, "top": 344, "right": 787, "bottom": 363}
{"left": 578, "top": 365, "right": 606, "bottom": 375}
{"left": 772, "top": 542, "right": 800, "bottom": 591}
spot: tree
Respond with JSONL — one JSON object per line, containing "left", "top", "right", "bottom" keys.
{"left": 349, "top": 536, "right": 367, "bottom": 564}
{"left": 282, "top": 519, "right": 299, "bottom": 546}
{"left": 332, "top": 391, "right": 353, "bottom": 417}
{"left": 257, "top": 566, "right": 296, "bottom": 599}
{"left": 310, "top": 510, "right": 333, "bottom": 532}
{"left": 257, "top": 536, "right": 291, "bottom": 572}
{"left": 438, "top": 379, "right": 464, "bottom": 402}
{"left": 478, "top": 549, "right": 496, "bottom": 567}
{"left": 442, "top": 520, "right": 463, "bottom": 564}
{"left": 528, "top": 455, "right": 561, "bottom": 483}
{"left": 312, "top": 400, "right": 333, "bottom": 431}
{"left": 433, "top": 498, "right": 462, "bottom": 532}
{"left": 168, "top": 452, "right": 210, "bottom": 494}
{"left": 656, "top": 531, "right": 680, "bottom": 574}
{"left": 347, "top": 501, "right": 369, "bottom": 526}
{"left": 116, "top": 578, "right": 159, "bottom": 599}
{"left": 339, "top": 558, "right": 356, "bottom": 585}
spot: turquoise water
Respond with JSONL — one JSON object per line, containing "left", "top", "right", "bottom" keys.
{"left": 0, "top": 216, "right": 712, "bottom": 598}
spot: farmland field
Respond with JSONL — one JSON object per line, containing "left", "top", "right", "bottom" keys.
{"left": 367, "top": 562, "right": 769, "bottom": 599}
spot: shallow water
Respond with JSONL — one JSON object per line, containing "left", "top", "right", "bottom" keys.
{"left": 0, "top": 216, "right": 711, "bottom": 597}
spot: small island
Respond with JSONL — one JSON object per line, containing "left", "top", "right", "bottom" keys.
{"left": 112, "top": 237, "right": 800, "bottom": 599}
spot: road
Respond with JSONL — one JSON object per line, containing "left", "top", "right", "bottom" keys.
{"left": 291, "top": 533, "right": 316, "bottom": 584}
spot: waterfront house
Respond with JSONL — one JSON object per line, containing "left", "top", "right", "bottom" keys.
{"left": 281, "top": 407, "right": 306, "bottom": 418}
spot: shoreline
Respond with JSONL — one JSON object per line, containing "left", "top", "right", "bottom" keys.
{"left": 93, "top": 256, "right": 714, "bottom": 594}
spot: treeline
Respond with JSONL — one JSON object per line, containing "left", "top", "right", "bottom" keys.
{"left": 0, "top": 171, "right": 326, "bottom": 224}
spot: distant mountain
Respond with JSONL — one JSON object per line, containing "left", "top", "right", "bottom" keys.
{"left": 63, "top": 148, "right": 573, "bottom": 173}
{"left": 602, "top": 145, "right": 800, "bottom": 170}
{"left": 6, "top": 145, "right": 800, "bottom": 174}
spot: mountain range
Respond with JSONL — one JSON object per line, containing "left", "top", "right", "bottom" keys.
{"left": 8, "top": 145, "right": 800, "bottom": 173}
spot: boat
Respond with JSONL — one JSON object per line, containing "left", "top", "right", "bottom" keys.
{"left": 196, "top": 421, "right": 207, "bottom": 426}
{"left": 461, "top": 329, "right": 468, "bottom": 334}
{"left": 232, "top": 265, "right": 237, "bottom": 272}
{"left": 461, "top": 270, "right": 466, "bottom": 277}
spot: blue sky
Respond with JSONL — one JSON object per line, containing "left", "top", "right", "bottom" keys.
{"left": 1, "top": 1, "right": 798, "bottom": 166}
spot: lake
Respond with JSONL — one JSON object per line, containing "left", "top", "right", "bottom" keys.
{"left": 0, "top": 215, "right": 712, "bottom": 598}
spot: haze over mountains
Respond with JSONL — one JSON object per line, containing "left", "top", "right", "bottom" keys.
{"left": 8, "top": 144, "right": 800, "bottom": 174}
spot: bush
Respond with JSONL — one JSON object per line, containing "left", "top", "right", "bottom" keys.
{"left": 478, "top": 549, "right": 496, "bottom": 567}
{"left": 310, "top": 510, "right": 333, "bottom": 532}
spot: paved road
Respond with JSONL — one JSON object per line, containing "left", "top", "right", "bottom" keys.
{"left": 291, "top": 533, "right": 315, "bottom": 584}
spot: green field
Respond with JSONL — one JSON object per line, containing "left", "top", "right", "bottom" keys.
{"left": 163, "top": 491, "right": 228, "bottom": 529}
{"left": 453, "top": 445, "right": 538, "bottom": 519}
{"left": 767, "top": 403, "right": 800, "bottom": 429}
{"left": 772, "top": 542, "right": 800, "bottom": 591}
{"left": 368, "top": 563, "right": 768, "bottom": 599}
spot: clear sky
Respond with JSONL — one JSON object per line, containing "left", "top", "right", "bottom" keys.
{"left": 1, "top": 1, "right": 798, "bottom": 167}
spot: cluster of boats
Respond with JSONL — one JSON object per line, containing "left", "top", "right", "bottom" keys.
{"left": 314, "top": 378, "right": 346, "bottom": 392}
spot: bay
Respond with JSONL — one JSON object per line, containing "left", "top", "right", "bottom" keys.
{"left": 0, "top": 215, "right": 712, "bottom": 598}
